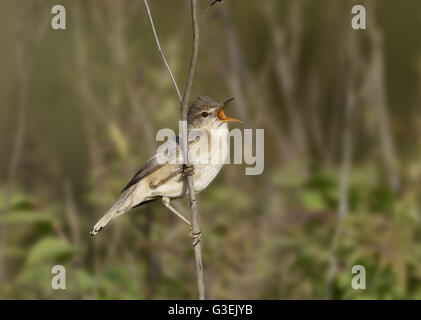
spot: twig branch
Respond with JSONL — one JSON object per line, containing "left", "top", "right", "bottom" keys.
{"left": 179, "top": 0, "right": 205, "bottom": 301}
{"left": 144, "top": 0, "right": 205, "bottom": 299}
{"left": 143, "top": 0, "right": 182, "bottom": 102}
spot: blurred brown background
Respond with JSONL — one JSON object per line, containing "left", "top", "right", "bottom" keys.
{"left": 1, "top": 0, "right": 421, "bottom": 299}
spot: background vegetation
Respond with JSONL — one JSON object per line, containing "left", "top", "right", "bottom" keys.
{"left": 1, "top": 0, "right": 421, "bottom": 299}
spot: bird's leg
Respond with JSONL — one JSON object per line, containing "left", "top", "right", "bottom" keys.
{"left": 161, "top": 196, "right": 191, "bottom": 226}
{"left": 161, "top": 197, "right": 201, "bottom": 245}
{"left": 182, "top": 164, "right": 195, "bottom": 176}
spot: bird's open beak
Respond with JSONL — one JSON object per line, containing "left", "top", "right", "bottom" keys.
{"left": 216, "top": 98, "right": 244, "bottom": 123}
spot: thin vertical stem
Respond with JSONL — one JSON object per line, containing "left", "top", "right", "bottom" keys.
{"left": 143, "top": 0, "right": 182, "bottom": 102}
{"left": 143, "top": 0, "right": 205, "bottom": 299}
{"left": 179, "top": 0, "right": 205, "bottom": 300}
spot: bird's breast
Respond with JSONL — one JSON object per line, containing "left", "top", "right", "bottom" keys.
{"left": 145, "top": 125, "right": 230, "bottom": 200}
{"left": 190, "top": 126, "right": 229, "bottom": 193}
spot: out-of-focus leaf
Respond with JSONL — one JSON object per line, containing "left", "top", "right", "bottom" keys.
{"left": 0, "top": 192, "right": 35, "bottom": 211}
{"left": 0, "top": 210, "right": 51, "bottom": 225}
{"left": 26, "top": 237, "right": 77, "bottom": 265}
{"left": 369, "top": 186, "right": 396, "bottom": 212}
{"left": 72, "top": 270, "right": 95, "bottom": 293}
{"left": 305, "top": 171, "right": 337, "bottom": 191}
{"left": 298, "top": 190, "right": 326, "bottom": 210}
{"left": 99, "top": 266, "right": 141, "bottom": 299}
{"left": 16, "top": 264, "right": 51, "bottom": 287}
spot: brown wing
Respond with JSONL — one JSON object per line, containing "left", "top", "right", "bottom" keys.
{"left": 121, "top": 131, "right": 205, "bottom": 192}
{"left": 121, "top": 136, "right": 180, "bottom": 192}
{"left": 121, "top": 154, "right": 165, "bottom": 192}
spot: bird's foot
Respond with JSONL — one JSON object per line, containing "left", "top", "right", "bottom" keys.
{"left": 182, "top": 164, "right": 195, "bottom": 176}
{"left": 189, "top": 227, "right": 202, "bottom": 247}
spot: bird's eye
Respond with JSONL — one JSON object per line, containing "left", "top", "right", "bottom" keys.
{"left": 201, "top": 112, "right": 209, "bottom": 118}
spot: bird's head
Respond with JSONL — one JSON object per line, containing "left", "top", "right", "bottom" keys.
{"left": 187, "top": 96, "right": 243, "bottom": 129}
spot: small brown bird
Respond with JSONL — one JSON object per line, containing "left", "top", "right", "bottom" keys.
{"left": 90, "top": 96, "right": 242, "bottom": 235}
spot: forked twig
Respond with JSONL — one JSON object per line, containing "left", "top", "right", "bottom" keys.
{"left": 144, "top": 0, "right": 205, "bottom": 299}
{"left": 143, "top": 0, "right": 182, "bottom": 102}
{"left": 179, "top": 0, "right": 205, "bottom": 300}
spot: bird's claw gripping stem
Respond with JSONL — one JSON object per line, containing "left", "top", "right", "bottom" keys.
{"left": 189, "top": 227, "right": 202, "bottom": 247}
{"left": 183, "top": 164, "right": 195, "bottom": 176}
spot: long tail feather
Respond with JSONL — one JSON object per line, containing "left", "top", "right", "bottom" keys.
{"left": 90, "top": 189, "right": 135, "bottom": 236}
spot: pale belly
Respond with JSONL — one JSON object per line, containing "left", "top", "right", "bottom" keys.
{"left": 143, "top": 125, "right": 229, "bottom": 200}
{"left": 192, "top": 163, "right": 224, "bottom": 193}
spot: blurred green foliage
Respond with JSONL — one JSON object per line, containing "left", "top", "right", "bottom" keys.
{"left": 1, "top": 0, "right": 421, "bottom": 299}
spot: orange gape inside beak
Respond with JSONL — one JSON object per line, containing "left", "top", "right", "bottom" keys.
{"left": 216, "top": 105, "right": 244, "bottom": 123}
